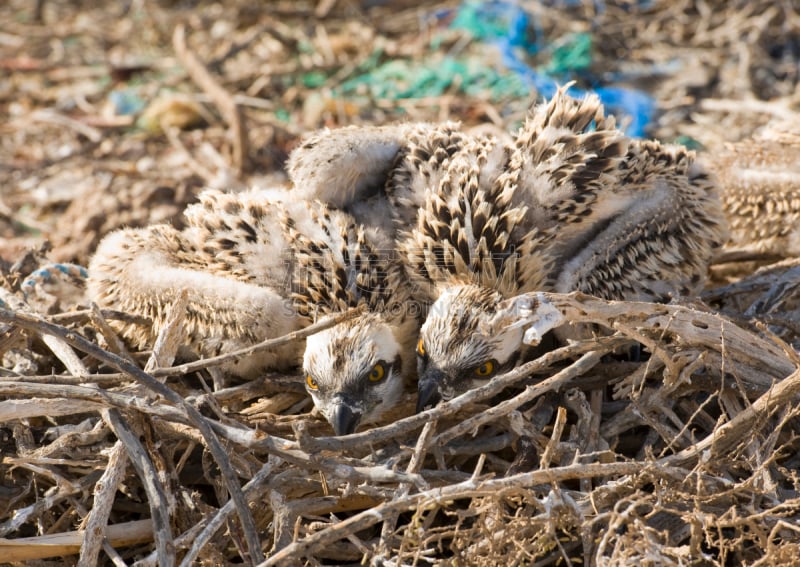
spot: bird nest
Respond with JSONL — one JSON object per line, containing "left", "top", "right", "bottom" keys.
{"left": 3, "top": 0, "right": 800, "bottom": 564}
{"left": 1, "top": 257, "right": 800, "bottom": 565}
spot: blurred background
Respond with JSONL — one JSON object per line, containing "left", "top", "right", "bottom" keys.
{"left": 1, "top": 0, "right": 798, "bottom": 268}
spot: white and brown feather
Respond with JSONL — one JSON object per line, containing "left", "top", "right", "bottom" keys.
{"left": 287, "top": 124, "right": 408, "bottom": 209}
{"left": 552, "top": 139, "right": 727, "bottom": 301}
{"left": 281, "top": 205, "right": 409, "bottom": 318}
{"left": 395, "top": 133, "right": 546, "bottom": 299}
{"left": 386, "top": 122, "right": 478, "bottom": 229}
{"left": 705, "top": 129, "right": 800, "bottom": 257}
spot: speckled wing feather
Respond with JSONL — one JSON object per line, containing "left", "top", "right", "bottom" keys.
{"left": 386, "top": 122, "right": 497, "bottom": 229}
{"left": 500, "top": 86, "right": 630, "bottom": 258}
{"left": 280, "top": 201, "right": 411, "bottom": 322}
{"left": 705, "top": 130, "right": 800, "bottom": 257}
{"left": 502, "top": 87, "right": 727, "bottom": 301}
{"left": 554, "top": 140, "right": 727, "bottom": 300}
{"left": 396, "top": 131, "right": 553, "bottom": 299}
{"left": 181, "top": 188, "right": 292, "bottom": 287}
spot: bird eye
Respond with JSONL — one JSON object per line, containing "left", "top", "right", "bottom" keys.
{"left": 416, "top": 338, "right": 426, "bottom": 357}
{"left": 473, "top": 360, "right": 495, "bottom": 377}
{"left": 368, "top": 363, "right": 385, "bottom": 383}
{"left": 306, "top": 375, "right": 319, "bottom": 390}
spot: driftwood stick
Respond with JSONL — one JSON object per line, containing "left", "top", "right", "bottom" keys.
{"left": 103, "top": 540, "right": 129, "bottom": 567}
{"left": 517, "top": 292, "right": 794, "bottom": 382}
{"left": 0, "top": 307, "right": 361, "bottom": 384}
{"left": 40, "top": 333, "right": 89, "bottom": 377}
{"left": 0, "top": 373, "right": 131, "bottom": 386}
{"left": 565, "top": 388, "right": 592, "bottom": 453}
{"left": 77, "top": 437, "right": 130, "bottom": 567}
{"left": 704, "top": 257, "right": 800, "bottom": 302}
{"left": 0, "top": 468, "right": 102, "bottom": 537}
{"left": 132, "top": 522, "right": 207, "bottom": 567}
{"left": 144, "top": 289, "right": 188, "bottom": 375}
{"left": 150, "top": 306, "right": 365, "bottom": 378}
{"left": 377, "top": 419, "right": 437, "bottom": 556}
{"left": 103, "top": 408, "right": 174, "bottom": 566}
{"left": 89, "top": 303, "right": 137, "bottom": 364}
{"left": 50, "top": 307, "right": 150, "bottom": 327}
{"left": 0, "top": 519, "right": 153, "bottom": 562}
{"left": 744, "top": 264, "right": 800, "bottom": 317}
{"left": 0, "top": 397, "right": 107, "bottom": 420}
{"left": 178, "top": 461, "right": 276, "bottom": 567}
{"left": 541, "top": 406, "right": 568, "bottom": 470}
{"left": 209, "top": 419, "right": 426, "bottom": 488}
{"left": 0, "top": 382, "right": 188, "bottom": 423}
{"left": 663, "top": 367, "right": 800, "bottom": 467}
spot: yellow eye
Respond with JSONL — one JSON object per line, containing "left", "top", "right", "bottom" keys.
{"left": 474, "top": 361, "right": 495, "bottom": 377}
{"left": 416, "top": 338, "right": 426, "bottom": 356}
{"left": 306, "top": 375, "right": 319, "bottom": 390}
{"left": 368, "top": 363, "right": 385, "bottom": 382}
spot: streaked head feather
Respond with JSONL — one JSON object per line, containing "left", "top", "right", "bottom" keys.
{"left": 304, "top": 313, "right": 407, "bottom": 431}
{"left": 417, "top": 285, "right": 524, "bottom": 400}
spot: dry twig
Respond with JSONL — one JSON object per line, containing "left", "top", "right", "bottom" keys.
{"left": 173, "top": 23, "right": 248, "bottom": 176}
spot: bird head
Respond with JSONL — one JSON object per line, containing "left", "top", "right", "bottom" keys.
{"left": 303, "top": 313, "right": 406, "bottom": 435}
{"left": 415, "top": 284, "right": 525, "bottom": 411}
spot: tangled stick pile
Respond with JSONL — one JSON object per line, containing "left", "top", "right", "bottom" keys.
{"left": 1, "top": 259, "right": 800, "bottom": 564}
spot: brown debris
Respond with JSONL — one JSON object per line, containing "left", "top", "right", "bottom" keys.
{"left": 173, "top": 23, "right": 249, "bottom": 177}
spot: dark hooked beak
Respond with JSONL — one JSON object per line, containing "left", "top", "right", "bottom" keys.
{"left": 416, "top": 368, "right": 445, "bottom": 413}
{"left": 330, "top": 401, "right": 362, "bottom": 436}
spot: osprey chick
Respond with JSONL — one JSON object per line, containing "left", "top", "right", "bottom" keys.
{"left": 400, "top": 87, "right": 728, "bottom": 409}
{"left": 88, "top": 188, "right": 418, "bottom": 435}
